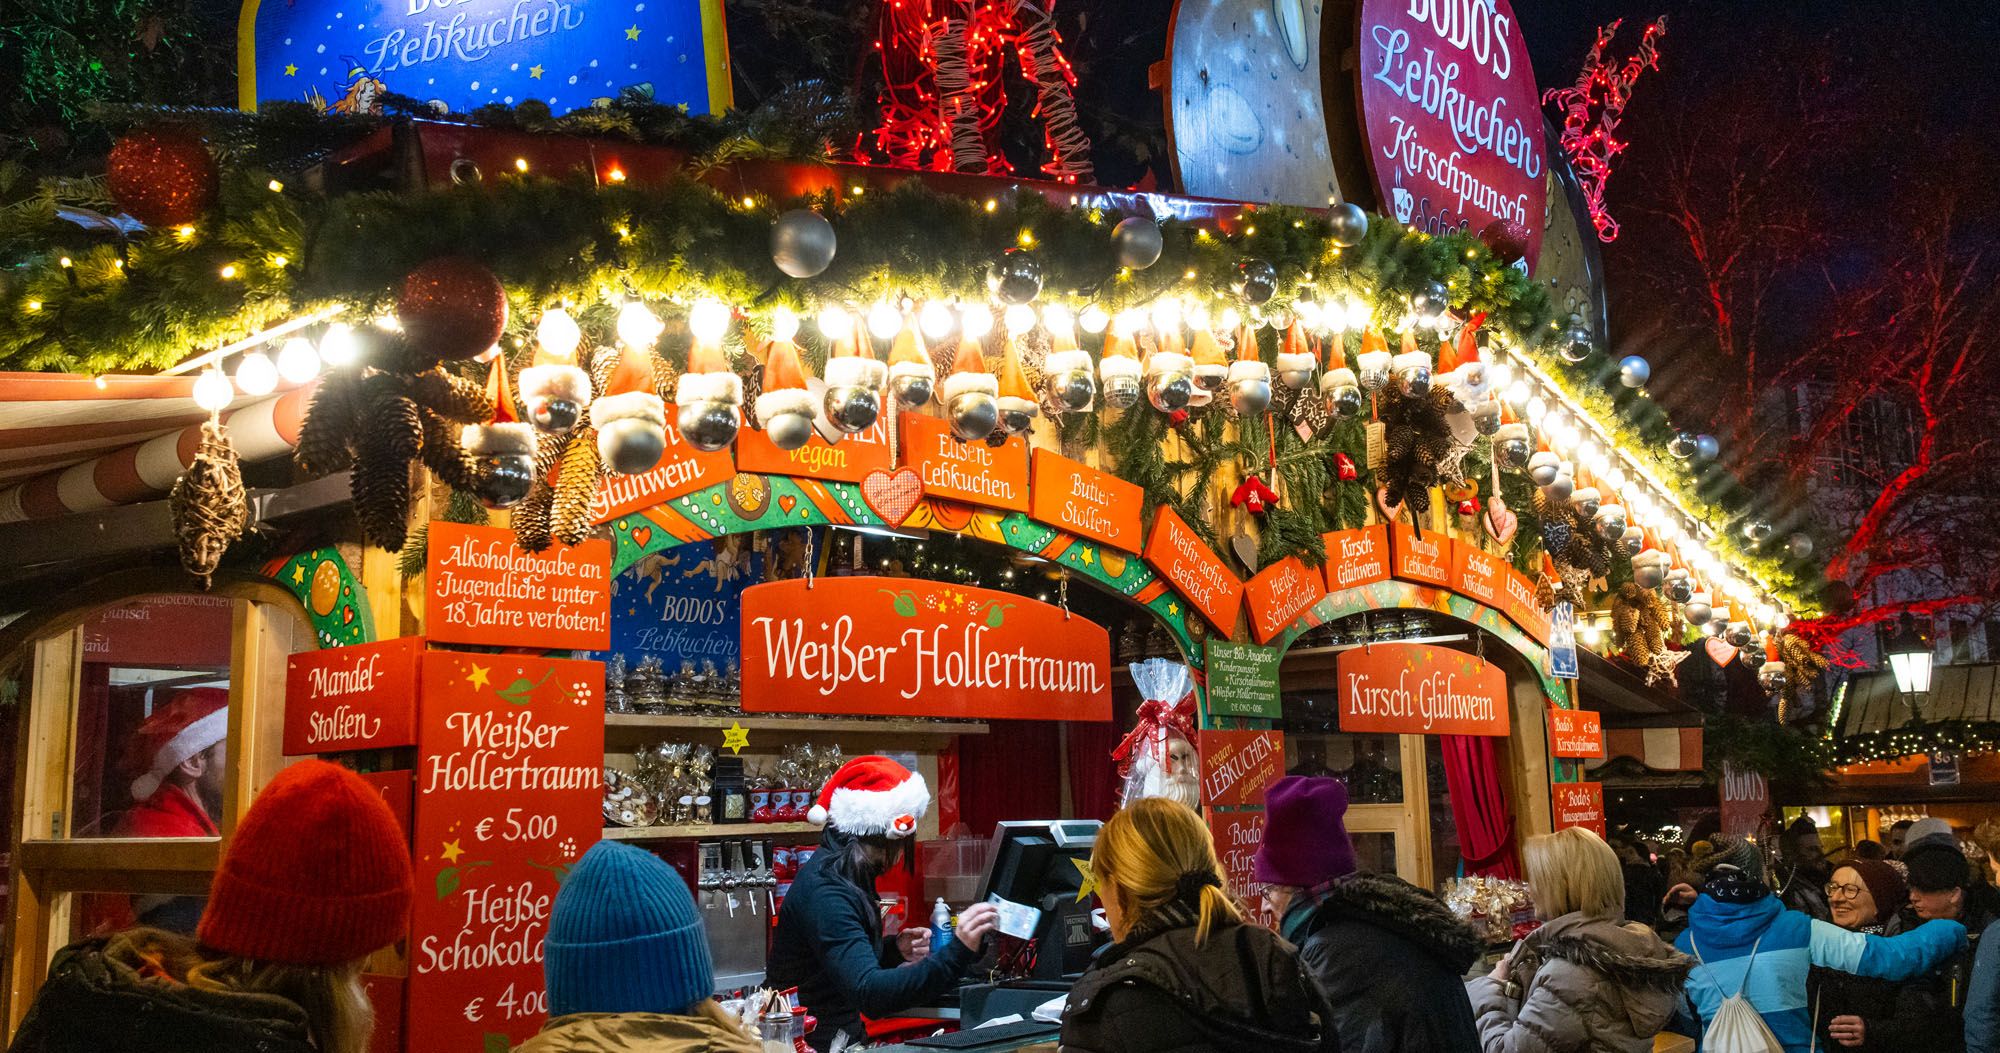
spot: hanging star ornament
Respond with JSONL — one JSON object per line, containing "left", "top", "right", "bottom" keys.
{"left": 722, "top": 721, "right": 750, "bottom": 755}
{"left": 1072, "top": 855, "right": 1098, "bottom": 902}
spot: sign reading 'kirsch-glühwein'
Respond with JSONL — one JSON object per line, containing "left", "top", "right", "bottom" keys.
{"left": 1336, "top": 642, "right": 1509, "bottom": 736}
{"left": 739, "top": 577, "right": 1111, "bottom": 721}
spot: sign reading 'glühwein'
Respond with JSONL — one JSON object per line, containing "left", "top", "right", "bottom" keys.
{"left": 1144, "top": 507, "right": 1244, "bottom": 633}
{"left": 899, "top": 414, "right": 1030, "bottom": 511}
{"left": 1243, "top": 556, "right": 1327, "bottom": 644}
{"left": 283, "top": 635, "right": 423, "bottom": 755}
{"left": 590, "top": 415, "right": 736, "bottom": 523}
{"left": 427, "top": 522, "right": 611, "bottom": 651}
{"left": 1322, "top": 526, "right": 1391, "bottom": 593}
{"left": 1198, "top": 729, "right": 1285, "bottom": 809}
{"left": 739, "top": 576, "right": 1111, "bottom": 721}
{"left": 1029, "top": 449, "right": 1145, "bottom": 552}
{"left": 1205, "top": 639, "right": 1283, "bottom": 720}
{"left": 1336, "top": 642, "right": 1508, "bottom": 736}
{"left": 1547, "top": 707, "right": 1603, "bottom": 758}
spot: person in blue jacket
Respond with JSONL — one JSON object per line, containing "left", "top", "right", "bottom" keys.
{"left": 1672, "top": 836, "right": 1966, "bottom": 1053}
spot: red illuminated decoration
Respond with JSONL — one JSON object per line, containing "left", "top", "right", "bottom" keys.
{"left": 1544, "top": 17, "right": 1668, "bottom": 243}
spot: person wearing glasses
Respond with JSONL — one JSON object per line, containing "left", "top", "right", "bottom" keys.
{"left": 1807, "top": 860, "right": 1953, "bottom": 1050}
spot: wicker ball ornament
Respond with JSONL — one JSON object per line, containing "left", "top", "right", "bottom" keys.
{"left": 107, "top": 126, "right": 220, "bottom": 227}
{"left": 398, "top": 257, "right": 509, "bottom": 362}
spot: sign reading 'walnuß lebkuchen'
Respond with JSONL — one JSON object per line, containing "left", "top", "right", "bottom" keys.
{"left": 739, "top": 576, "right": 1111, "bottom": 721}
{"left": 1336, "top": 642, "right": 1509, "bottom": 736}
{"left": 284, "top": 635, "right": 423, "bottom": 755}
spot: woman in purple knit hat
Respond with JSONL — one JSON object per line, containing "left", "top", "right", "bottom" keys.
{"left": 1254, "top": 775, "right": 1483, "bottom": 1053}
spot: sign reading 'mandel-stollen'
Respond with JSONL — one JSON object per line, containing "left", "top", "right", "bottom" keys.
{"left": 1337, "top": 642, "right": 1509, "bottom": 736}
{"left": 284, "top": 635, "right": 423, "bottom": 755}
{"left": 740, "top": 576, "right": 1110, "bottom": 721}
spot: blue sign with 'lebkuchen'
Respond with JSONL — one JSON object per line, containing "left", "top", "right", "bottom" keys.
{"left": 236, "top": 0, "right": 731, "bottom": 117}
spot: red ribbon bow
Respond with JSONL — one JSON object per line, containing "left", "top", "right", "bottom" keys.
{"left": 1110, "top": 692, "right": 1198, "bottom": 777}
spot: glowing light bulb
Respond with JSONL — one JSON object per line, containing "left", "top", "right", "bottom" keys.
{"left": 277, "top": 337, "right": 320, "bottom": 383}
{"left": 1295, "top": 300, "right": 1323, "bottom": 330}
{"left": 1524, "top": 397, "right": 1548, "bottom": 423}
{"left": 1487, "top": 362, "right": 1512, "bottom": 388}
{"left": 1112, "top": 309, "right": 1146, "bottom": 339}
{"left": 319, "top": 322, "right": 358, "bottom": 366}
{"left": 960, "top": 304, "right": 994, "bottom": 339}
{"left": 1041, "top": 304, "right": 1073, "bottom": 334}
{"left": 1186, "top": 302, "right": 1212, "bottom": 332}
{"left": 1004, "top": 304, "right": 1037, "bottom": 334}
{"left": 193, "top": 368, "right": 234, "bottom": 412}
{"left": 769, "top": 306, "right": 800, "bottom": 343}
{"left": 818, "top": 306, "right": 852, "bottom": 342}
{"left": 1217, "top": 306, "right": 1241, "bottom": 331}
{"left": 1149, "top": 297, "right": 1182, "bottom": 335}
{"left": 234, "top": 351, "right": 277, "bottom": 396}
{"left": 618, "top": 300, "right": 665, "bottom": 349}
{"left": 688, "top": 299, "right": 731, "bottom": 345}
{"left": 536, "top": 307, "right": 582, "bottom": 360}
{"left": 866, "top": 301, "right": 901, "bottom": 340}
{"left": 1504, "top": 381, "right": 1531, "bottom": 406}
{"left": 919, "top": 301, "right": 955, "bottom": 340}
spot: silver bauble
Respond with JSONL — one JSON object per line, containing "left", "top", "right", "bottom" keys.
{"left": 1633, "top": 558, "right": 1667, "bottom": 589}
{"left": 1740, "top": 646, "right": 1767, "bottom": 671}
{"left": 1497, "top": 436, "right": 1532, "bottom": 471}
{"left": 770, "top": 209, "right": 837, "bottom": 278}
{"left": 947, "top": 392, "right": 999, "bottom": 441}
{"left": 1571, "top": 489, "right": 1601, "bottom": 519}
{"left": 1618, "top": 355, "right": 1651, "bottom": 388}
{"left": 1529, "top": 454, "right": 1561, "bottom": 486}
{"left": 891, "top": 373, "right": 934, "bottom": 410}
{"left": 1229, "top": 376, "right": 1272, "bottom": 416}
{"left": 1694, "top": 433, "right": 1720, "bottom": 462}
{"left": 527, "top": 397, "right": 583, "bottom": 434}
{"left": 1112, "top": 217, "right": 1164, "bottom": 270}
{"left": 1708, "top": 616, "right": 1731, "bottom": 638}
{"left": 1147, "top": 371, "right": 1194, "bottom": 412}
{"left": 1594, "top": 506, "right": 1626, "bottom": 540}
{"left": 1543, "top": 474, "right": 1574, "bottom": 503}
{"left": 1759, "top": 663, "right": 1788, "bottom": 692}
{"left": 1786, "top": 533, "right": 1815, "bottom": 560}
{"left": 1412, "top": 281, "right": 1450, "bottom": 321}
{"left": 1665, "top": 574, "right": 1693, "bottom": 605}
{"left": 1396, "top": 360, "right": 1432, "bottom": 397}
{"left": 1277, "top": 365, "right": 1315, "bottom": 390}
{"left": 1328, "top": 202, "right": 1369, "bottom": 247}
{"left": 1326, "top": 383, "right": 1364, "bottom": 419}
{"left": 1683, "top": 598, "right": 1713, "bottom": 623}
{"left": 986, "top": 249, "right": 1043, "bottom": 305}
{"left": 472, "top": 452, "right": 536, "bottom": 509}
{"left": 1471, "top": 401, "right": 1503, "bottom": 435}
{"left": 677, "top": 400, "right": 740, "bottom": 453}
{"left": 1725, "top": 623, "right": 1755, "bottom": 648}
{"left": 1102, "top": 373, "right": 1142, "bottom": 410}
{"left": 763, "top": 409, "right": 817, "bottom": 451}
{"left": 1048, "top": 369, "right": 1096, "bottom": 413}
{"left": 1193, "top": 369, "right": 1227, "bottom": 394}
{"left": 1669, "top": 431, "right": 1699, "bottom": 459}
{"left": 825, "top": 385, "right": 882, "bottom": 434}
{"left": 1233, "top": 258, "right": 1277, "bottom": 305}
{"left": 599, "top": 417, "right": 668, "bottom": 474}
{"left": 1561, "top": 325, "right": 1593, "bottom": 363}
{"left": 1619, "top": 526, "right": 1646, "bottom": 558}
{"left": 1357, "top": 357, "right": 1392, "bottom": 392}
{"left": 1743, "top": 520, "right": 1774, "bottom": 543}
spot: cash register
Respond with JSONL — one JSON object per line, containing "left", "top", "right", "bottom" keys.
{"left": 947, "top": 819, "right": 1106, "bottom": 1037}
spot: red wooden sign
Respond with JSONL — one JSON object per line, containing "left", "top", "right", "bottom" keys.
{"left": 1208, "top": 808, "right": 1265, "bottom": 902}
{"left": 1336, "top": 642, "right": 1509, "bottom": 736}
{"left": 358, "top": 769, "right": 415, "bottom": 842}
{"left": 1389, "top": 523, "right": 1453, "bottom": 587}
{"left": 1243, "top": 556, "right": 1327, "bottom": 645}
{"left": 740, "top": 576, "right": 1111, "bottom": 721}
{"left": 1143, "top": 507, "right": 1244, "bottom": 634}
{"left": 1355, "top": 0, "right": 1548, "bottom": 268}
{"left": 1323, "top": 526, "right": 1391, "bottom": 593}
{"left": 426, "top": 522, "right": 611, "bottom": 651}
{"left": 362, "top": 974, "right": 404, "bottom": 1053}
{"left": 81, "top": 593, "right": 235, "bottom": 668}
{"left": 1547, "top": 707, "right": 1604, "bottom": 759}
{"left": 1552, "top": 782, "right": 1607, "bottom": 838}
{"left": 1452, "top": 542, "right": 1508, "bottom": 610}
{"left": 1719, "top": 763, "right": 1771, "bottom": 839}
{"left": 737, "top": 416, "right": 893, "bottom": 483}
{"left": 589, "top": 413, "right": 736, "bottom": 523}
{"left": 408, "top": 652, "right": 604, "bottom": 1053}
{"left": 899, "top": 413, "right": 1031, "bottom": 512}
{"left": 1029, "top": 449, "right": 1145, "bottom": 552}
{"left": 284, "top": 636, "right": 423, "bottom": 755}
{"left": 1198, "top": 729, "right": 1285, "bottom": 809}
{"left": 1498, "top": 562, "right": 1551, "bottom": 644}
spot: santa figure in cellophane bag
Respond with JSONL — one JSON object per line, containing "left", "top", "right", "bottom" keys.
{"left": 1112, "top": 658, "right": 1201, "bottom": 809}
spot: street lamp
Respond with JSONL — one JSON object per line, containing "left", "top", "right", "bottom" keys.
{"left": 1886, "top": 614, "right": 1933, "bottom": 713}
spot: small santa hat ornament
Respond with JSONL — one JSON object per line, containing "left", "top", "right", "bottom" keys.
{"left": 1632, "top": 548, "right": 1671, "bottom": 589}
{"left": 821, "top": 311, "right": 886, "bottom": 434}
{"left": 1189, "top": 327, "right": 1229, "bottom": 393}
{"left": 1570, "top": 485, "right": 1601, "bottom": 518}
{"left": 594, "top": 345, "right": 669, "bottom": 474}
{"left": 1356, "top": 328, "right": 1393, "bottom": 392}
{"left": 888, "top": 318, "right": 936, "bottom": 410}
{"left": 1144, "top": 329, "right": 1196, "bottom": 413}
{"left": 1275, "top": 321, "right": 1316, "bottom": 389}
{"left": 1226, "top": 324, "right": 1273, "bottom": 416}
{"left": 755, "top": 330, "right": 818, "bottom": 451}
{"left": 520, "top": 307, "right": 591, "bottom": 434}
{"left": 674, "top": 314, "right": 743, "bottom": 453}
{"left": 125, "top": 687, "right": 229, "bottom": 802}
{"left": 1042, "top": 310, "right": 1096, "bottom": 413}
{"left": 1099, "top": 319, "right": 1144, "bottom": 410}
{"left": 1494, "top": 421, "right": 1533, "bottom": 470}
{"left": 1391, "top": 328, "right": 1432, "bottom": 396}
{"left": 809, "top": 755, "right": 930, "bottom": 839}
{"left": 994, "top": 339, "right": 1039, "bottom": 436}
{"left": 941, "top": 334, "right": 1000, "bottom": 441}
{"left": 462, "top": 356, "right": 538, "bottom": 507}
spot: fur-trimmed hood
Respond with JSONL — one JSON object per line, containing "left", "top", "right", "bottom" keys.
{"left": 1519, "top": 912, "right": 1693, "bottom": 992}
{"left": 1293, "top": 871, "right": 1484, "bottom": 973}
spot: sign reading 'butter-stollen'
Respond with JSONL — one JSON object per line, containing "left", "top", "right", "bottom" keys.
{"left": 1547, "top": 707, "right": 1603, "bottom": 758}
{"left": 1030, "top": 449, "right": 1144, "bottom": 552}
{"left": 1198, "top": 729, "right": 1285, "bottom": 808}
{"left": 1205, "top": 639, "right": 1283, "bottom": 720}
{"left": 899, "top": 414, "right": 1030, "bottom": 511}
{"left": 284, "top": 635, "right": 423, "bottom": 755}
{"left": 590, "top": 415, "right": 736, "bottom": 523}
{"left": 1390, "top": 523, "right": 1452, "bottom": 587}
{"left": 1144, "top": 507, "right": 1244, "bottom": 633}
{"left": 427, "top": 522, "right": 611, "bottom": 651}
{"left": 739, "top": 576, "right": 1110, "bottom": 721}
{"left": 1322, "top": 526, "right": 1391, "bottom": 592}
{"left": 1337, "top": 642, "right": 1509, "bottom": 736}
{"left": 1244, "top": 556, "right": 1328, "bottom": 644}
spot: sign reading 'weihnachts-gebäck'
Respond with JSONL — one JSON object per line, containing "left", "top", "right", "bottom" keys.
{"left": 1337, "top": 641, "right": 1508, "bottom": 736}
{"left": 1355, "top": 0, "right": 1547, "bottom": 268}
{"left": 739, "top": 576, "right": 1111, "bottom": 721}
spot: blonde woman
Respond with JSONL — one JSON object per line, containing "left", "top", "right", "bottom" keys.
{"left": 1465, "top": 827, "right": 1691, "bottom": 1052}
{"left": 9, "top": 760, "right": 413, "bottom": 1053}
{"left": 1059, "top": 797, "right": 1334, "bottom": 1053}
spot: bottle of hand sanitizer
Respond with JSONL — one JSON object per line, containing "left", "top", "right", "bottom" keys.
{"left": 930, "top": 897, "right": 955, "bottom": 950}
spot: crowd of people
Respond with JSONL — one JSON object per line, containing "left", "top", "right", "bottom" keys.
{"left": 13, "top": 747, "right": 2000, "bottom": 1053}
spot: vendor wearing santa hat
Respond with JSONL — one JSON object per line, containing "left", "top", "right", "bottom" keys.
{"left": 118, "top": 687, "right": 230, "bottom": 839}
{"left": 767, "top": 755, "right": 998, "bottom": 1051}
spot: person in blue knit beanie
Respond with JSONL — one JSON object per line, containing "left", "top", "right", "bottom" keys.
{"left": 513, "top": 840, "right": 761, "bottom": 1052}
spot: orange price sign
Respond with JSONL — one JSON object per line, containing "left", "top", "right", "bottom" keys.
{"left": 1323, "top": 526, "right": 1391, "bottom": 593}
{"left": 589, "top": 411, "right": 736, "bottom": 523}
{"left": 737, "top": 416, "right": 893, "bottom": 483}
{"left": 1143, "top": 506, "right": 1244, "bottom": 634}
{"left": 1029, "top": 449, "right": 1145, "bottom": 552}
{"left": 1552, "top": 782, "right": 1606, "bottom": 837}
{"left": 1390, "top": 522, "right": 1453, "bottom": 587}
{"left": 1336, "top": 642, "right": 1509, "bottom": 736}
{"left": 898, "top": 413, "right": 1030, "bottom": 511}
{"left": 426, "top": 523, "right": 611, "bottom": 651}
{"left": 1547, "top": 708, "right": 1604, "bottom": 759}
{"left": 1243, "top": 556, "right": 1327, "bottom": 645}
{"left": 1452, "top": 542, "right": 1508, "bottom": 609}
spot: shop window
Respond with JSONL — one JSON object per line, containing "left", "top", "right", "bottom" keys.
{"left": 1425, "top": 737, "right": 1461, "bottom": 889}
{"left": 1281, "top": 692, "right": 1402, "bottom": 804}
{"left": 1350, "top": 831, "right": 1397, "bottom": 875}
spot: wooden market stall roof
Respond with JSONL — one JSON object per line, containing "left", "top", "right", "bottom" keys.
{"left": 1839, "top": 663, "right": 2000, "bottom": 738}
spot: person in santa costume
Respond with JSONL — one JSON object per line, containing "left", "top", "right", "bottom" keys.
{"left": 766, "top": 756, "right": 998, "bottom": 1051}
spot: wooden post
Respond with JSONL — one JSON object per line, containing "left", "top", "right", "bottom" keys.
{"left": 4, "top": 631, "right": 80, "bottom": 1037}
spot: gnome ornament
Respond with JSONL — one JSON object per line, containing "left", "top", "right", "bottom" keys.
{"left": 1391, "top": 330, "right": 1432, "bottom": 397}
{"left": 1042, "top": 313, "right": 1096, "bottom": 413}
{"left": 520, "top": 309, "right": 592, "bottom": 434}
{"left": 1320, "top": 366, "right": 1362, "bottom": 419}
{"left": 594, "top": 347, "right": 669, "bottom": 474}
{"left": 1099, "top": 324, "right": 1144, "bottom": 410}
{"left": 1356, "top": 329, "right": 1393, "bottom": 392}
{"left": 1632, "top": 549, "right": 1671, "bottom": 589}
{"left": 1227, "top": 325, "right": 1274, "bottom": 416}
{"left": 1144, "top": 335, "right": 1196, "bottom": 413}
{"left": 994, "top": 340, "right": 1040, "bottom": 436}
{"left": 822, "top": 317, "right": 886, "bottom": 434}
{"left": 1190, "top": 326, "right": 1229, "bottom": 394}
{"left": 755, "top": 335, "right": 818, "bottom": 451}
{"left": 941, "top": 335, "right": 1000, "bottom": 441}
{"left": 1275, "top": 322, "right": 1316, "bottom": 390}
{"left": 462, "top": 358, "right": 539, "bottom": 508}
{"left": 674, "top": 339, "right": 743, "bottom": 454}
{"left": 887, "top": 320, "right": 936, "bottom": 410}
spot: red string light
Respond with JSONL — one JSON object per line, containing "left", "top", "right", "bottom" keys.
{"left": 1543, "top": 16, "right": 1667, "bottom": 243}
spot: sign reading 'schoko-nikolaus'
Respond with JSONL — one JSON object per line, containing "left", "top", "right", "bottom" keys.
{"left": 1355, "top": 0, "right": 1547, "bottom": 268}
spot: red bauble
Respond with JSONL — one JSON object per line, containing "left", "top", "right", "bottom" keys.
{"left": 106, "top": 125, "right": 219, "bottom": 227}
{"left": 1478, "top": 219, "right": 1532, "bottom": 266}
{"left": 398, "top": 257, "right": 509, "bottom": 362}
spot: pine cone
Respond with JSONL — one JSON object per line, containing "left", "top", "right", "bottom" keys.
{"left": 369, "top": 331, "right": 439, "bottom": 375}
{"left": 408, "top": 367, "right": 490, "bottom": 423}
{"left": 351, "top": 438, "right": 414, "bottom": 551}
{"left": 170, "top": 420, "right": 248, "bottom": 585}
{"left": 550, "top": 425, "right": 600, "bottom": 546}
{"left": 588, "top": 346, "right": 619, "bottom": 400}
{"left": 419, "top": 408, "right": 477, "bottom": 490}
{"left": 358, "top": 375, "right": 423, "bottom": 461}
{"left": 294, "top": 369, "right": 359, "bottom": 475}
{"left": 512, "top": 480, "right": 556, "bottom": 553}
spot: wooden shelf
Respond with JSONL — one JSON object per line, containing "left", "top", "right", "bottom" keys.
{"left": 601, "top": 822, "right": 822, "bottom": 840}
{"left": 604, "top": 712, "right": 988, "bottom": 737}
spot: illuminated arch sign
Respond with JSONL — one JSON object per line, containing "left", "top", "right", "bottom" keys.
{"left": 237, "top": 0, "right": 731, "bottom": 117}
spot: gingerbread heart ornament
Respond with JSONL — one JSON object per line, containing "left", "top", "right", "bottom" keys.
{"left": 1484, "top": 495, "right": 1519, "bottom": 545}
{"left": 1374, "top": 486, "right": 1403, "bottom": 524}
{"left": 860, "top": 468, "right": 924, "bottom": 525}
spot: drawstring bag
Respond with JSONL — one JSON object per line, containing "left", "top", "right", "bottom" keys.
{"left": 1688, "top": 934, "right": 1785, "bottom": 1053}
{"left": 1112, "top": 660, "right": 1199, "bottom": 809}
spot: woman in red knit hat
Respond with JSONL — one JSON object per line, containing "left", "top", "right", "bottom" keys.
{"left": 9, "top": 759, "right": 414, "bottom": 1053}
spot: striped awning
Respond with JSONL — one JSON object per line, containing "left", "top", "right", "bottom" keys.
{"left": 1840, "top": 664, "right": 2000, "bottom": 738}
{"left": 0, "top": 373, "right": 311, "bottom": 523}
{"left": 1586, "top": 726, "right": 1705, "bottom": 773}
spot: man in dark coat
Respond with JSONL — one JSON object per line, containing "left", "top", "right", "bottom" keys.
{"left": 1252, "top": 776, "right": 1483, "bottom": 1053}
{"left": 1889, "top": 819, "right": 2000, "bottom": 1052}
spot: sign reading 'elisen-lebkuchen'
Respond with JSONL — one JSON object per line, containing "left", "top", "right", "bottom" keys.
{"left": 1144, "top": 507, "right": 1244, "bottom": 633}
{"left": 283, "top": 635, "right": 423, "bottom": 755}
{"left": 1337, "top": 642, "right": 1509, "bottom": 736}
{"left": 1355, "top": 0, "right": 1548, "bottom": 268}
{"left": 1030, "top": 449, "right": 1145, "bottom": 552}
{"left": 900, "top": 413, "right": 1031, "bottom": 512}
{"left": 739, "top": 576, "right": 1111, "bottom": 721}
{"left": 1243, "top": 556, "right": 1328, "bottom": 644}
{"left": 1547, "top": 707, "right": 1604, "bottom": 758}
{"left": 427, "top": 522, "right": 611, "bottom": 651}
